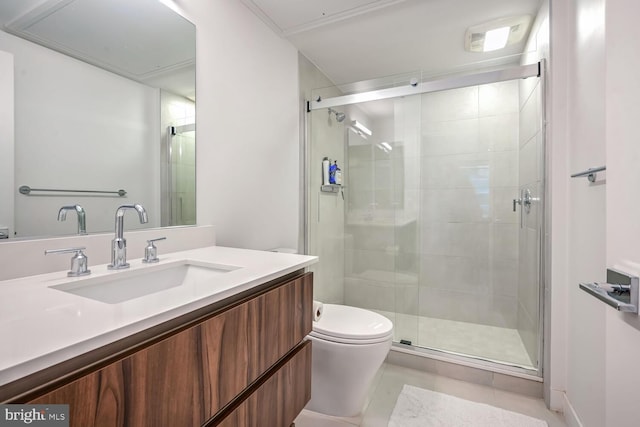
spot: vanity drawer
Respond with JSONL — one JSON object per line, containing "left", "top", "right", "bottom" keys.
{"left": 30, "top": 272, "right": 313, "bottom": 426}
{"left": 199, "top": 272, "right": 312, "bottom": 414}
{"left": 214, "top": 341, "right": 312, "bottom": 427}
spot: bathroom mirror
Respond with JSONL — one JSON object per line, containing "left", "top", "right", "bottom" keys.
{"left": 0, "top": 0, "right": 196, "bottom": 240}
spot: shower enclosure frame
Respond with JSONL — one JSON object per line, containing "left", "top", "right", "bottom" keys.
{"left": 165, "top": 122, "right": 196, "bottom": 227}
{"left": 304, "top": 61, "right": 546, "bottom": 379}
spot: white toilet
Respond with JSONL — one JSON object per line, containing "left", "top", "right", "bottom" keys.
{"left": 305, "top": 304, "right": 394, "bottom": 417}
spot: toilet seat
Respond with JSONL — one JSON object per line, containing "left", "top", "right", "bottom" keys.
{"left": 311, "top": 304, "right": 393, "bottom": 345}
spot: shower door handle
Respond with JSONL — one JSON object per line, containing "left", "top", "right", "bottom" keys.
{"left": 513, "top": 189, "right": 534, "bottom": 229}
{"left": 512, "top": 189, "right": 533, "bottom": 213}
{"left": 512, "top": 198, "right": 522, "bottom": 212}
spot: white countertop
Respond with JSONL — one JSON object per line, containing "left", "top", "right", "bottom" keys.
{"left": 0, "top": 246, "right": 317, "bottom": 388}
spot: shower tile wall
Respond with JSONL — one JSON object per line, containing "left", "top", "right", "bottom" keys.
{"left": 300, "top": 54, "right": 345, "bottom": 305}
{"left": 518, "top": 78, "right": 544, "bottom": 365}
{"left": 419, "top": 81, "right": 520, "bottom": 329}
{"left": 308, "top": 110, "right": 346, "bottom": 304}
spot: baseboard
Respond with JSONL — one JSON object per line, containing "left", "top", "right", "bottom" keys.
{"left": 561, "top": 392, "right": 583, "bottom": 427}
{"left": 548, "top": 388, "right": 564, "bottom": 412}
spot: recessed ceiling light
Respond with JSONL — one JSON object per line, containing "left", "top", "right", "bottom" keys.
{"left": 465, "top": 16, "right": 532, "bottom": 53}
{"left": 483, "top": 27, "right": 511, "bottom": 52}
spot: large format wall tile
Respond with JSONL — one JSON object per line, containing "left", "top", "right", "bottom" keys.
{"left": 479, "top": 113, "right": 519, "bottom": 152}
{"left": 422, "top": 86, "right": 479, "bottom": 123}
{"left": 418, "top": 79, "right": 521, "bottom": 328}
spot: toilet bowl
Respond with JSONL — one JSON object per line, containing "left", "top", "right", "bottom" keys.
{"left": 305, "top": 304, "right": 393, "bottom": 417}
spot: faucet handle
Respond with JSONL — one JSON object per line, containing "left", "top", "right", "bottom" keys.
{"left": 45, "top": 247, "right": 91, "bottom": 277}
{"left": 142, "top": 237, "right": 166, "bottom": 264}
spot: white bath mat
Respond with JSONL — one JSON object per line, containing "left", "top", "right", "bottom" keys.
{"left": 388, "top": 384, "right": 548, "bottom": 427}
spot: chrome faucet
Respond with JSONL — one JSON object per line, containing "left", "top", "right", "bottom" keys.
{"left": 58, "top": 205, "right": 87, "bottom": 235}
{"left": 108, "top": 204, "right": 148, "bottom": 270}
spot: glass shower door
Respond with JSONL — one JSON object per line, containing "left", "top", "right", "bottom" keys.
{"left": 307, "top": 64, "right": 543, "bottom": 374}
{"left": 342, "top": 94, "right": 421, "bottom": 347}
{"left": 416, "top": 80, "right": 535, "bottom": 368}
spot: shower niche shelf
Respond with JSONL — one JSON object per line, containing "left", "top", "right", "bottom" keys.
{"left": 320, "top": 184, "right": 342, "bottom": 193}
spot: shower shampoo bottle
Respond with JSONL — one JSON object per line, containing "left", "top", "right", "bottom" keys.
{"left": 322, "top": 157, "right": 330, "bottom": 185}
{"left": 329, "top": 161, "right": 337, "bottom": 184}
{"left": 335, "top": 161, "right": 342, "bottom": 185}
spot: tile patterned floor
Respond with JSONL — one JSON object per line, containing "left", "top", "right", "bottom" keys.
{"left": 295, "top": 363, "right": 566, "bottom": 427}
{"left": 375, "top": 311, "right": 535, "bottom": 369}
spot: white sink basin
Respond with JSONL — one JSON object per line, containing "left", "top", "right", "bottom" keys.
{"left": 50, "top": 260, "right": 241, "bottom": 304}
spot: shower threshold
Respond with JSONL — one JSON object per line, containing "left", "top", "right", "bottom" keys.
{"left": 374, "top": 311, "right": 538, "bottom": 376}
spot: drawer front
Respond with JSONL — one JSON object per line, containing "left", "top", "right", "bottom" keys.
{"left": 199, "top": 272, "right": 312, "bottom": 415}
{"left": 31, "top": 273, "right": 313, "bottom": 427}
{"left": 215, "top": 341, "right": 312, "bottom": 427}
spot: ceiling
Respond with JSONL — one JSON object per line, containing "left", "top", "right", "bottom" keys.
{"left": 0, "top": 0, "right": 542, "bottom": 95}
{"left": 241, "top": 0, "right": 543, "bottom": 86}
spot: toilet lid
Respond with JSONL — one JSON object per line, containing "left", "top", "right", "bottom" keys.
{"left": 312, "top": 304, "right": 393, "bottom": 341}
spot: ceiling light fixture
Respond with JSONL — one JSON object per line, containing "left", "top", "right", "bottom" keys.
{"left": 483, "top": 26, "right": 510, "bottom": 52}
{"left": 376, "top": 143, "right": 389, "bottom": 154}
{"left": 465, "top": 15, "right": 532, "bottom": 53}
{"left": 349, "top": 127, "right": 368, "bottom": 139}
{"left": 351, "top": 120, "right": 372, "bottom": 136}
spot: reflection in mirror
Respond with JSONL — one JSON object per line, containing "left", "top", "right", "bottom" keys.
{"left": 0, "top": 0, "right": 196, "bottom": 241}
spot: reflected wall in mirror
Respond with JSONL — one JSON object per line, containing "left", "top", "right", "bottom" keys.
{"left": 0, "top": 0, "right": 196, "bottom": 241}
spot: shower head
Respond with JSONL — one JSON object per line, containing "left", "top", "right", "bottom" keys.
{"left": 328, "top": 108, "right": 346, "bottom": 123}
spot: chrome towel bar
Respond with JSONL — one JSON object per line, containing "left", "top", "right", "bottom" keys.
{"left": 570, "top": 166, "right": 606, "bottom": 182}
{"left": 19, "top": 185, "right": 126, "bottom": 197}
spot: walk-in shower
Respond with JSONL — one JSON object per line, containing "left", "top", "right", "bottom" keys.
{"left": 305, "top": 62, "right": 544, "bottom": 376}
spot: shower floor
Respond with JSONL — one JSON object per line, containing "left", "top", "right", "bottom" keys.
{"left": 374, "top": 310, "right": 535, "bottom": 370}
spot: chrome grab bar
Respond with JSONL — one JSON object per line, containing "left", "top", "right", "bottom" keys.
{"left": 579, "top": 268, "right": 639, "bottom": 314}
{"left": 579, "top": 283, "right": 637, "bottom": 313}
{"left": 570, "top": 166, "right": 606, "bottom": 183}
{"left": 19, "top": 185, "right": 126, "bottom": 196}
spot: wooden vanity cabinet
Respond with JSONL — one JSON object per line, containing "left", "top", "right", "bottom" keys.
{"left": 27, "top": 272, "right": 313, "bottom": 427}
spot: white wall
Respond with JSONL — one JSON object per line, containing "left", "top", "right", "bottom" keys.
{"left": 550, "top": 0, "right": 640, "bottom": 426}
{"left": 603, "top": 1, "right": 640, "bottom": 426}
{"left": 562, "top": 0, "right": 607, "bottom": 425}
{"left": 175, "top": 0, "right": 300, "bottom": 251}
{"left": 546, "top": 0, "right": 571, "bottom": 412}
{"left": 0, "top": 31, "right": 161, "bottom": 238}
